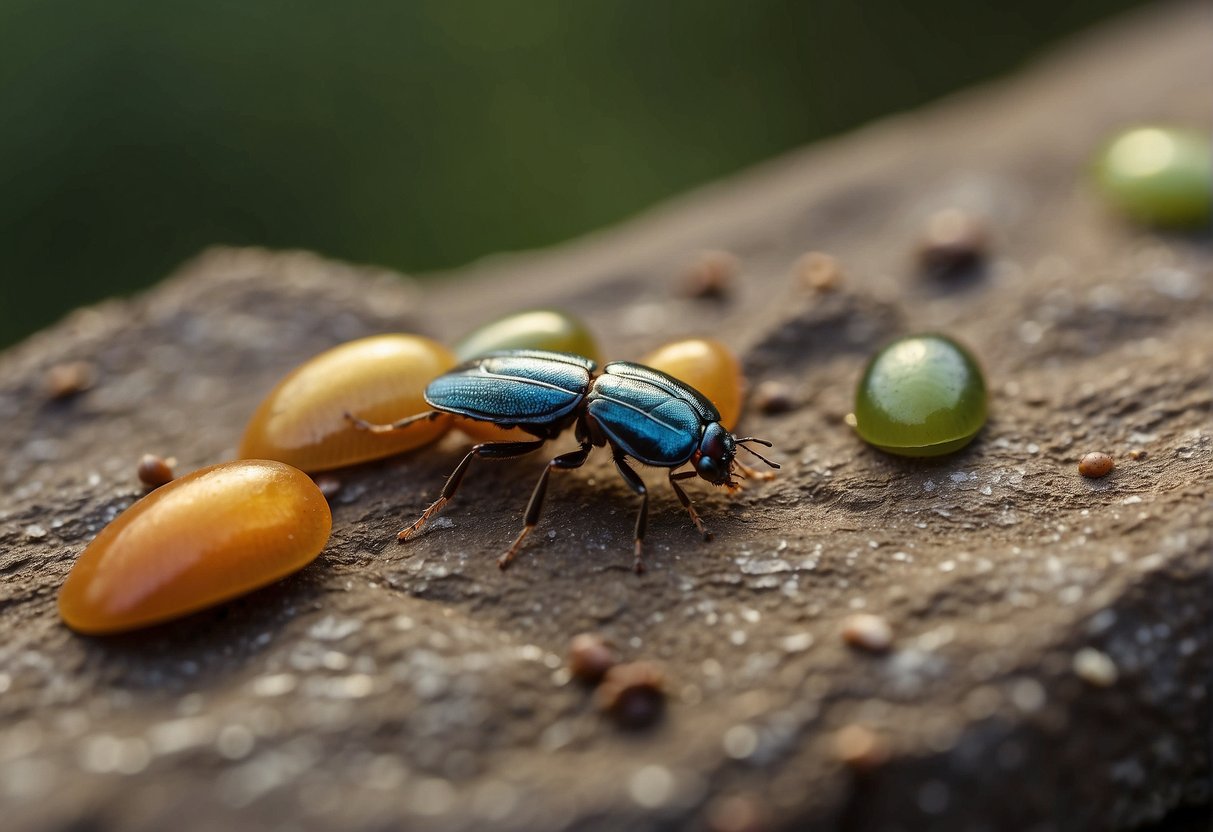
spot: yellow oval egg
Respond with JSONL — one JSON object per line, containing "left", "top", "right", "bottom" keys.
{"left": 454, "top": 310, "right": 601, "bottom": 443}
{"left": 640, "top": 338, "right": 745, "bottom": 430}
{"left": 240, "top": 334, "right": 456, "bottom": 472}
{"left": 58, "top": 460, "right": 331, "bottom": 635}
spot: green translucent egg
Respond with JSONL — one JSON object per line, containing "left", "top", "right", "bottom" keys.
{"left": 1096, "top": 126, "right": 1212, "bottom": 228}
{"left": 853, "top": 334, "right": 986, "bottom": 457}
{"left": 454, "top": 308, "right": 601, "bottom": 364}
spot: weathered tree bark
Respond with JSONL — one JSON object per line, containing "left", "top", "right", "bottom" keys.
{"left": 1, "top": 3, "right": 1209, "bottom": 830}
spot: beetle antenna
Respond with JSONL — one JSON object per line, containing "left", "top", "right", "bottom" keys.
{"left": 735, "top": 436, "right": 773, "bottom": 448}
{"left": 738, "top": 442, "right": 780, "bottom": 469}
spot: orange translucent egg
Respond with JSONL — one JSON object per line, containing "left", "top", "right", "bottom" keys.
{"left": 640, "top": 338, "right": 745, "bottom": 430}
{"left": 58, "top": 460, "right": 331, "bottom": 634}
{"left": 240, "top": 334, "right": 456, "bottom": 472}
{"left": 455, "top": 418, "right": 534, "bottom": 443}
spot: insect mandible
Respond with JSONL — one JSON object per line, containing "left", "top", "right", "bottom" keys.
{"left": 348, "top": 349, "right": 778, "bottom": 573}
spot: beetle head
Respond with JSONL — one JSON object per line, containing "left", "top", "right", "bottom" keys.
{"left": 695, "top": 424, "right": 780, "bottom": 488}
{"left": 694, "top": 423, "right": 737, "bottom": 486}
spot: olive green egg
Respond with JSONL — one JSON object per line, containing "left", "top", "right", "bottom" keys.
{"left": 1095, "top": 126, "right": 1211, "bottom": 228}
{"left": 454, "top": 309, "right": 602, "bottom": 364}
{"left": 853, "top": 334, "right": 986, "bottom": 457}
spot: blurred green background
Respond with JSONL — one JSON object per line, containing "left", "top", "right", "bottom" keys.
{"left": 1, "top": 0, "right": 1143, "bottom": 349}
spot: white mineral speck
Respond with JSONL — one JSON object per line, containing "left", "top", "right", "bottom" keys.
{"left": 1009, "top": 678, "right": 1046, "bottom": 712}
{"left": 113, "top": 738, "right": 151, "bottom": 775}
{"left": 252, "top": 674, "right": 297, "bottom": 698}
{"left": 332, "top": 674, "right": 375, "bottom": 699}
{"left": 1148, "top": 267, "right": 1199, "bottom": 300}
{"left": 1073, "top": 648, "right": 1118, "bottom": 687}
{"left": 1058, "top": 585, "right": 1084, "bottom": 605}
{"left": 629, "top": 765, "right": 674, "bottom": 808}
{"left": 216, "top": 725, "right": 256, "bottom": 760}
{"left": 147, "top": 717, "right": 214, "bottom": 756}
{"left": 722, "top": 725, "right": 759, "bottom": 760}
{"left": 308, "top": 615, "right": 362, "bottom": 642}
{"left": 1018, "top": 321, "right": 1043, "bottom": 344}
{"left": 738, "top": 557, "right": 792, "bottom": 575}
{"left": 517, "top": 644, "right": 544, "bottom": 661}
{"left": 78, "top": 735, "right": 122, "bottom": 773}
{"left": 23, "top": 524, "right": 48, "bottom": 539}
{"left": 780, "top": 632, "right": 814, "bottom": 653}
{"left": 319, "top": 651, "right": 349, "bottom": 671}
{"left": 841, "top": 614, "right": 893, "bottom": 652}
{"left": 1087, "top": 609, "right": 1117, "bottom": 634}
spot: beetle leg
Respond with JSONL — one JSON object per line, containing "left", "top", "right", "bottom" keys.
{"left": 498, "top": 442, "right": 593, "bottom": 570}
{"left": 345, "top": 410, "right": 444, "bottom": 434}
{"left": 399, "top": 440, "right": 546, "bottom": 542}
{"left": 612, "top": 456, "right": 649, "bottom": 574}
{"left": 734, "top": 461, "right": 777, "bottom": 482}
{"left": 669, "top": 469, "right": 713, "bottom": 541}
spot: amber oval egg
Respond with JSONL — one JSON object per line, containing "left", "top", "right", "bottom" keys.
{"left": 58, "top": 460, "right": 331, "bottom": 635}
{"left": 240, "top": 335, "right": 456, "bottom": 472}
{"left": 640, "top": 338, "right": 745, "bottom": 430}
{"left": 454, "top": 310, "right": 602, "bottom": 443}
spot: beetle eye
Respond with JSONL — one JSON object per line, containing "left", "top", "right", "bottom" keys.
{"left": 696, "top": 455, "right": 724, "bottom": 482}
{"left": 695, "top": 423, "right": 736, "bottom": 484}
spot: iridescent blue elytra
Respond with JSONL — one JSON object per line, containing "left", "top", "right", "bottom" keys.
{"left": 349, "top": 349, "right": 778, "bottom": 573}
{"left": 424, "top": 350, "right": 594, "bottom": 435}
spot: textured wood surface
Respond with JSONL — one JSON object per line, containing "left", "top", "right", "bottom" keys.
{"left": 1, "top": 4, "right": 1209, "bottom": 830}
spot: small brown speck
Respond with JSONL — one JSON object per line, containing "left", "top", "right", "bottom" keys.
{"left": 44, "top": 361, "right": 96, "bottom": 399}
{"left": 1078, "top": 452, "right": 1114, "bottom": 478}
{"left": 918, "top": 209, "right": 988, "bottom": 278}
{"left": 832, "top": 724, "right": 891, "bottom": 772}
{"left": 1127, "top": 449, "right": 1147, "bottom": 461}
{"left": 752, "top": 380, "right": 794, "bottom": 415}
{"left": 678, "top": 250, "right": 738, "bottom": 300}
{"left": 841, "top": 613, "right": 893, "bottom": 653}
{"left": 794, "top": 251, "right": 842, "bottom": 292}
{"left": 597, "top": 661, "right": 665, "bottom": 729}
{"left": 567, "top": 633, "right": 617, "bottom": 684}
{"left": 314, "top": 474, "right": 342, "bottom": 500}
{"left": 706, "top": 793, "right": 768, "bottom": 832}
{"left": 137, "top": 454, "right": 175, "bottom": 489}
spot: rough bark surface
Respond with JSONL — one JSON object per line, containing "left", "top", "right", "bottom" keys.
{"left": 1, "top": 4, "right": 1209, "bottom": 831}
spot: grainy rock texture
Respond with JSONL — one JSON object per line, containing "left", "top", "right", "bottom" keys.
{"left": 1, "top": 4, "right": 1210, "bottom": 831}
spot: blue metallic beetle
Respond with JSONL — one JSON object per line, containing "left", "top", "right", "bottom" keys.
{"left": 349, "top": 349, "right": 778, "bottom": 573}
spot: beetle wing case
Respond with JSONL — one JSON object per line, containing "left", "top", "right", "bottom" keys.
{"left": 586, "top": 364, "right": 707, "bottom": 466}
{"left": 426, "top": 351, "right": 595, "bottom": 427}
